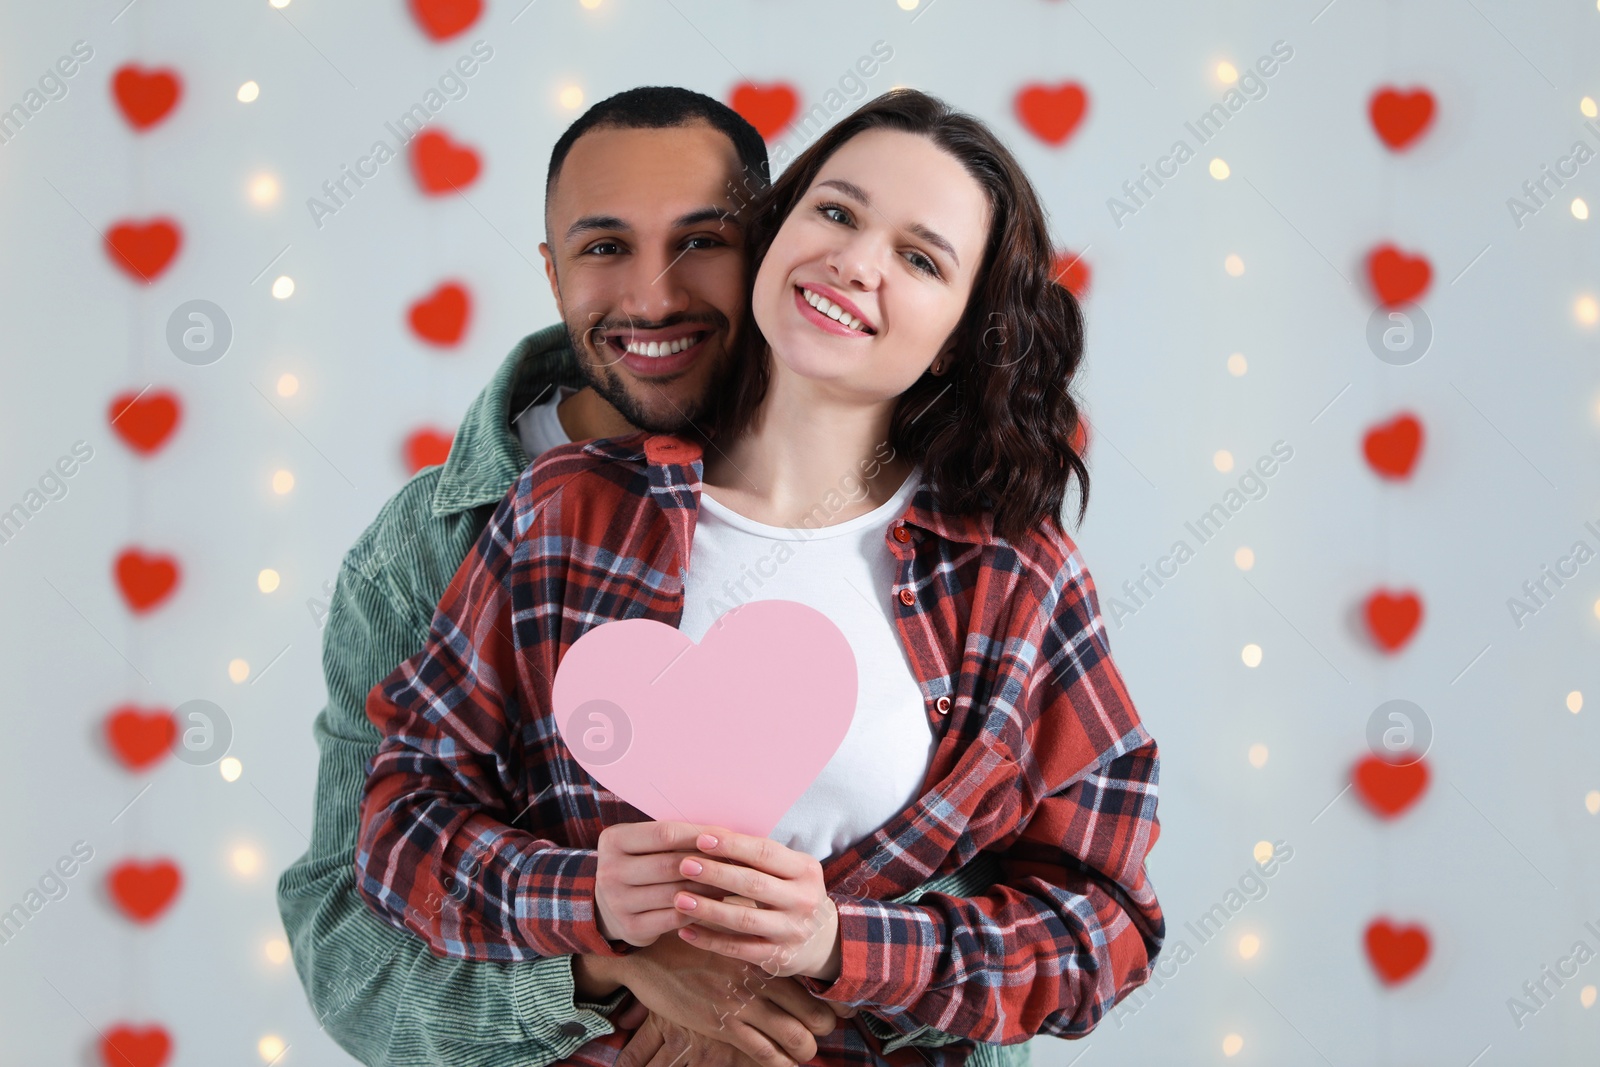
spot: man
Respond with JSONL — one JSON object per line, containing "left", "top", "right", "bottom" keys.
{"left": 276, "top": 86, "right": 1011, "bottom": 1067}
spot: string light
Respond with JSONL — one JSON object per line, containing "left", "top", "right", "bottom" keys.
{"left": 1582, "top": 985, "right": 1597, "bottom": 1008}
{"left": 1214, "top": 450, "right": 1235, "bottom": 472}
{"left": 272, "top": 470, "right": 295, "bottom": 494}
{"left": 1222, "top": 1033, "right": 1244, "bottom": 1057}
{"left": 1210, "top": 158, "right": 1231, "bottom": 180}
{"left": 898, "top": 0, "right": 920, "bottom": 9}
{"left": 1586, "top": 791, "right": 1600, "bottom": 815}
{"left": 229, "top": 659, "right": 251, "bottom": 683}
{"left": 219, "top": 757, "right": 243, "bottom": 782}
{"left": 249, "top": 174, "right": 280, "bottom": 206}
{"left": 1574, "top": 198, "right": 1590, "bottom": 221}
{"left": 1216, "top": 61, "right": 1239, "bottom": 84}
{"left": 1253, "top": 840, "right": 1274, "bottom": 865}
{"left": 231, "top": 845, "right": 263, "bottom": 877}
{"left": 237, "top": 81, "right": 261, "bottom": 103}
{"left": 1224, "top": 254, "right": 1245, "bottom": 276}
{"left": 264, "top": 937, "right": 290, "bottom": 965}
{"left": 272, "top": 276, "right": 295, "bottom": 300}
{"left": 1569, "top": 691, "right": 1583, "bottom": 714}
{"left": 1241, "top": 644, "right": 1263, "bottom": 668}
{"left": 1248, "top": 744, "right": 1269, "bottom": 768}
{"left": 559, "top": 86, "right": 584, "bottom": 109}
{"left": 258, "top": 1035, "right": 286, "bottom": 1062}
{"left": 1234, "top": 547, "right": 1255, "bottom": 570}
{"left": 1227, "top": 352, "right": 1247, "bottom": 376}
{"left": 1575, "top": 295, "right": 1598, "bottom": 326}
{"left": 581, "top": 0, "right": 603, "bottom": 7}
{"left": 276, "top": 373, "right": 299, "bottom": 397}
{"left": 1583, "top": 97, "right": 1598, "bottom": 119}
{"left": 1238, "top": 934, "right": 1261, "bottom": 959}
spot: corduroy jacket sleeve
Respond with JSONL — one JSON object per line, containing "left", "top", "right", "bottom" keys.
{"left": 275, "top": 474, "right": 630, "bottom": 1067}
{"left": 792, "top": 550, "right": 1165, "bottom": 1045}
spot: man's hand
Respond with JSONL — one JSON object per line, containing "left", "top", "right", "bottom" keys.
{"left": 607, "top": 920, "right": 854, "bottom": 1067}
{"left": 615, "top": 1010, "right": 772, "bottom": 1067}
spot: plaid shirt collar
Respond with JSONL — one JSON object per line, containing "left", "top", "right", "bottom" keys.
{"left": 587, "top": 431, "right": 1004, "bottom": 549}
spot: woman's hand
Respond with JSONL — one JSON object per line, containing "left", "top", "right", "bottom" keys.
{"left": 595, "top": 822, "right": 735, "bottom": 947}
{"left": 671, "top": 828, "right": 844, "bottom": 982}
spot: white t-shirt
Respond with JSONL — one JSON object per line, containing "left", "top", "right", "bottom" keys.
{"left": 515, "top": 387, "right": 935, "bottom": 863}
{"left": 513, "top": 383, "right": 579, "bottom": 461}
{"left": 681, "top": 467, "right": 935, "bottom": 863}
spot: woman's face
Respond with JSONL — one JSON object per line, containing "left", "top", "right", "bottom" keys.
{"left": 751, "top": 128, "right": 991, "bottom": 405}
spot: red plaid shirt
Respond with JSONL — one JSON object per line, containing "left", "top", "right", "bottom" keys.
{"left": 357, "top": 431, "right": 1164, "bottom": 1064}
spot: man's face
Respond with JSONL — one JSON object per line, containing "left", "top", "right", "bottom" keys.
{"left": 540, "top": 122, "right": 749, "bottom": 434}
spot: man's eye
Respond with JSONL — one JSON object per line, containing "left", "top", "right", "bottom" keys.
{"left": 585, "top": 241, "right": 623, "bottom": 256}
{"left": 683, "top": 235, "right": 723, "bottom": 251}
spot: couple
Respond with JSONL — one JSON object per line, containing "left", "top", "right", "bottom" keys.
{"left": 277, "top": 85, "right": 1164, "bottom": 1067}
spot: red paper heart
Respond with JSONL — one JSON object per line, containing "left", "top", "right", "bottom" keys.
{"left": 729, "top": 82, "right": 799, "bottom": 140}
{"left": 404, "top": 428, "right": 454, "bottom": 474}
{"left": 1015, "top": 83, "right": 1089, "bottom": 146}
{"left": 112, "top": 66, "right": 181, "bottom": 130}
{"left": 1369, "top": 87, "right": 1435, "bottom": 151}
{"left": 1364, "top": 589, "right": 1423, "bottom": 652}
{"left": 1352, "top": 753, "right": 1430, "bottom": 818}
{"left": 108, "top": 859, "right": 182, "bottom": 923}
{"left": 114, "top": 549, "right": 181, "bottom": 614}
{"left": 411, "top": 129, "right": 481, "bottom": 194}
{"left": 1363, "top": 412, "right": 1423, "bottom": 479}
{"left": 100, "top": 1024, "right": 173, "bottom": 1067}
{"left": 1051, "top": 250, "right": 1091, "bottom": 299}
{"left": 105, "top": 707, "right": 176, "bottom": 771}
{"left": 1364, "top": 918, "right": 1430, "bottom": 985}
{"left": 409, "top": 0, "right": 482, "bottom": 40}
{"left": 105, "top": 219, "right": 182, "bottom": 283}
{"left": 409, "top": 281, "right": 471, "bottom": 346}
{"left": 109, "top": 390, "right": 181, "bottom": 455}
{"left": 1367, "top": 244, "right": 1431, "bottom": 306}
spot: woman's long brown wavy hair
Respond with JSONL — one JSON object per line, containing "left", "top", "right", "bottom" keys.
{"left": 695, "top": 88, "right": 1090, "bottom": 543}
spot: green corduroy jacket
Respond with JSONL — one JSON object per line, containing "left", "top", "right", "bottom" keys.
{"left": 274, "top": 325, "right": 1032, "bottom": 1067}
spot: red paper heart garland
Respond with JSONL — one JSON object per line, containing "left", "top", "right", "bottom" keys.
{"left": 730, "top": 82, "right": 799, "bottom": 139}
{"left": 409, "top": 0, "right": 483, "bottom": 40}
{"left": 105, "top": 219, "right": 182, "bottom": 283}
{"left": 1367, "top": 244, "right": 1431, "bottom": 306}
{"left": 114, "top": 549, "right": 181, "bottom": 614}
{"left": 1352, "top": 754, "right": 1430, "bottom": 818}
{"left": 1365, "top": 919, "right": 1431, "bottom": 985}
{"left": 404, "top": 429, "right": 454, "bottom": 474}
{"left": 112, "top": 66, "right": 181, "bottom": 130}
{"left": 109, "top": 390, "right": 181, "bottom": 455}
{"left": 411, "top": 129, "right": 481, "bottom": 194}
{"left": 108, "top": 859, "right": 182, "bottom": 923}
{"left": 1362, "top": 413, "right": 1423, "bottom": 479}
{"left": 409, "top": 281, "right": 471, "bottom": 346}
{"left": 105, "top": 707, "right": 176, "bottom": 771}
{"left": 100, "top": 1024, "right": 173, "bottom": 1067}
{"left": 1015, "top": 83, "right": 1089, "bottom": 146}
{"left": 1364, "top": 589, "right": 1423, "bottom": 653}
{"left": 1369, "top": 87, "right": 1435, "bottom": 151}
{"left": 1051, "top": 250, "right": 1092, "bottom": 300}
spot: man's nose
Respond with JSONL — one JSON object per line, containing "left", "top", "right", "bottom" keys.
{"left": 616, "top": 246, "right": 693, "bottom": 322}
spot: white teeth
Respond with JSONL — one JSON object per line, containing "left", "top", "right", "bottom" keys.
{"left": 800, "top": 288, "right": 869, "bottom": 333}
{"left": 622, "top": 335, "right": 698, "bottom": 356}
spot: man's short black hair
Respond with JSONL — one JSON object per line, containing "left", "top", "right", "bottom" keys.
{"left": 544, "top": 85, "right": 770, "bottom": 226}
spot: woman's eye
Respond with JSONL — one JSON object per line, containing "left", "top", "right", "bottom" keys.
{"left": 906, "top": 250, "right": 939, "bottom": 276}
{"left": 818, "top": 203, "right": 852, "bottom": 225}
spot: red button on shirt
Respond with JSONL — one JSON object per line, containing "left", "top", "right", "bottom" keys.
{"left": 898, "top": 588, "right": 916, "bottom": 606}
{"left": 935, "top": 696, "right": 952, "bottom": 715}
{"left": 893, "top": 526, "right": 911, "bottom": 543}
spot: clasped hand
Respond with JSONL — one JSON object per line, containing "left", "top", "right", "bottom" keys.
{"left": 595, "top": 821, "right": 844, "bottom": 982}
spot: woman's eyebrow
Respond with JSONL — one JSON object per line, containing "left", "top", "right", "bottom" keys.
{"left": 816, "top": 177, "right": 959, "bottom": 268}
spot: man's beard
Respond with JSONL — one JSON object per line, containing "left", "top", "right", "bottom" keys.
{"left": 563, "top": 313, "right": 730, "bottom": 435}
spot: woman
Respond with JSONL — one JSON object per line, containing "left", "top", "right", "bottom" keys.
{"left": 355, "top": 89, "right": 1164, "bottom": 1064}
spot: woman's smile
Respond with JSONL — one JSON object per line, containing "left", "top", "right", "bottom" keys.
{"left": 792, "top": 283, "right": 876, "bottom": 338}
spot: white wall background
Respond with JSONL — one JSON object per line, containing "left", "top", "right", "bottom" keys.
{"left": 1, "top": 0, "right": 1597, "bottom": 1064}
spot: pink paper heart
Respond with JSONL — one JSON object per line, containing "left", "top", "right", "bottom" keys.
{"left": 552, "top": 599, "right": 857, "bottom": 838}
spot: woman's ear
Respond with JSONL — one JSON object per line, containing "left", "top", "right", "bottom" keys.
{"left": 929, "top": 338, "right": 958, "bottom": 377}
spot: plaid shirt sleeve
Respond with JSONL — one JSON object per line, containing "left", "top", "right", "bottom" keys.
{"left": 354, "top": 468, "right": 633, "bottom": 964}
{"left": 794, "top": 544, "right": 1164, "bottom": 1045}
